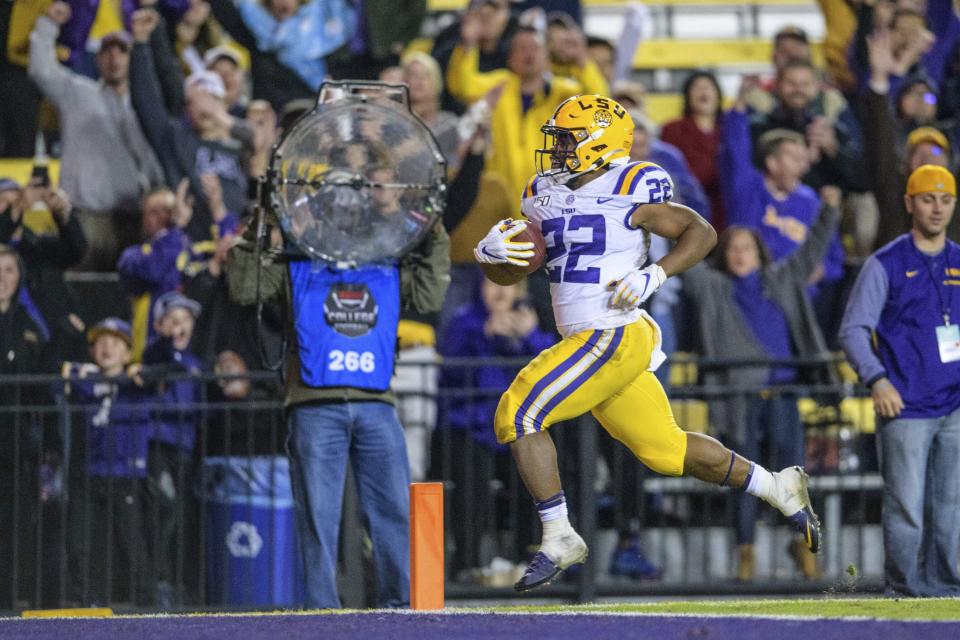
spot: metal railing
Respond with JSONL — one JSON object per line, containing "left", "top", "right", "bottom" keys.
{"left": 0, "top": 356, "right": 883, "bottom": 612}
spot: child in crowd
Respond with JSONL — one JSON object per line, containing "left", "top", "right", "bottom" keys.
{"left": 62, "top": 318, "right": 155, "bottom": 606}
{"left": 142, "top": 291, "right": 203, "bottom": 605}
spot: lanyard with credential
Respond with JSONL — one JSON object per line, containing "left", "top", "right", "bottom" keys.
{"left": 922, "top": 244, "right": 954, "bottom": 326}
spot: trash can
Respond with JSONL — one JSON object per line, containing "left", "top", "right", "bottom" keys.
{"left": 203, "top": 456, "right": 304, "bottom": 606}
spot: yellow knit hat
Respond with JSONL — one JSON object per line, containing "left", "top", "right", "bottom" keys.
{"left": 906, "top": 164, "right": 956, "bottom": 197}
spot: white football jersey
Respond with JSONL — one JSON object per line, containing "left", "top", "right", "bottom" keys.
{"left": 519, "top": 160, "right": 675, "bottom": 337}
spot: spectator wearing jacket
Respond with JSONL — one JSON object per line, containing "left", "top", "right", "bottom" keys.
{"left": 0, "top": 243, "right": 52, "bottom": 383}
{"left": 227, "top": 213, "right": 450, "bottom": 608}
{"left": 327, "top": 0, "right": 426, "bottom": 81}
{"left": 142, "top": 291, "right": 202, "bottom": 605}
{"left": 749, "top": 60, "right": 867, "bottom": 194}
{"left": 435, "top": 279, "right": 554, "bottom": 577}
{"left": 29, "top": 3, "right": 165, "bottom": 269}
{"left": 46, "top": 0, "right": 189, "bottom": 74}
{"left": 206, "top": 0, "right": 311, "bottom": 110}
{"left": 130, "top": 10, "right": 252, "bottom": 244}
{"left": 62, "top": 317, "right": 155, "bottom": 606}
{"left": 864, "top": 27, "right": 960, "bottom": 249}
{"left": 722, "top": 78, "right": 845, "bottom": 293}
{"left": 851, "top": 1, "right": 960, "bottom": 100}
{"left": 401, "top": 52, "right": 462, "bottom": 170}
{"left": 432, "top": 0, "right": 518, "bottom": 113}
{"left": 0, "top": 0, "right": 48, "bottom": 157}
{"left": 840, "top": 165, "right": 960, "bottom": 597}
{"left": 0, "top": 244, "right": 53, "bottom": 609}
{"left": 682, "top": 189, "right": 841, "bottom": 582}
{"left": 232, "top": 0, "right": 354, "bottom": 91}
{"left": 662, "top": 72, "right": 726, "bottom": 231}
{"left": 446, "top": 24, "right": 607, "bottom": 203}
{"left": 0, "top": 177, "right": 88, "bottom": 361}
{"left": 742, "top": 26, "right": 849, "bottom": 117}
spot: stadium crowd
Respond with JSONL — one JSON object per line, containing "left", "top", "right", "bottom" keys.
{"left": 0, "top": 0, "right": 959, "bottom": 608}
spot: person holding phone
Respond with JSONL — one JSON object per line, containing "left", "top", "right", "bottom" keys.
{"left": 0, "top": 176, "right": 88, "bottom": 361}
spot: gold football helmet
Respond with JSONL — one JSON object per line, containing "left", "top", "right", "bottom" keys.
{"left": 536, "top": 94, "right": 634, "bottom": 181}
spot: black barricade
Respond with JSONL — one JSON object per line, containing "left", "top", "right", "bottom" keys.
{"left": 0, "top": 356, "right": 884, "bottom": 612}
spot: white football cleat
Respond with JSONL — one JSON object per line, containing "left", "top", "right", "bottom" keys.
{"left": 772, "top": 466, "right": 822, "bottom": 553}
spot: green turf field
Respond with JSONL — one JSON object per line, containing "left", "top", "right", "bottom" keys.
{"left": 494, "top": 598, "right": 960, "bottom": 621}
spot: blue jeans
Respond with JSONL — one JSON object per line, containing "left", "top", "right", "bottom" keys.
{"left": 878, "top": 406, "right": 960, "bottom": 597}
{"left": 287, "top": 401, "right": 410, "bottom": 608}
{"left": 733, "top": 395, "right": 804, "bottom": 545}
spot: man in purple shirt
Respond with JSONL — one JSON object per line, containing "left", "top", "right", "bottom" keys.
{"left": 721, "top": 76, "right": 846, "bottom": 289}
{"left": 840, "top": 165, "right": 960, "bottom": 597}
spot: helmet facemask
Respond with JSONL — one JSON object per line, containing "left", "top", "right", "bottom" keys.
{"left": 536, "top": 126, "right": 590, "bottom": 182}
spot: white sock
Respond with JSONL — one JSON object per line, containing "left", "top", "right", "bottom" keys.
{"left": 537, "top": 491, "right": 572, "bottom": 540}
{"left": 744, "top": 463, "right": 775, "bottom": 503}
{"left": 542, "top": 514, "right": 573, "bottom": 540}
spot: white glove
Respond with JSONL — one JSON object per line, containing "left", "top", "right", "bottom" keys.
{"left": 610, "top": 264, "right": 667, "bottom": 310}
{"left": 473, "top": 218, "right": 535, "bottom": 267}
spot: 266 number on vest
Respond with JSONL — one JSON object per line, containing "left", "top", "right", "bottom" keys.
{"left": 328, "top": 350, "right": 376, "bottom": 373}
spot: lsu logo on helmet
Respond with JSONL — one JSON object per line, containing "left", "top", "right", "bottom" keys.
{"left": 536, "top": 95, "right": 633, "bottom": 182}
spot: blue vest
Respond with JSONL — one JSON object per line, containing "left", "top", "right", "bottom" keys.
{"left": 875, "top": 235, "right": 960, "bottom": 418}
{"left": 289, "top": 261, "right": 400, "bottom": 391}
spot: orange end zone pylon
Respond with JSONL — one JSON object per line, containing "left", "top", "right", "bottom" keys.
{"left": 410, "top": 482, "right": 444, "bottom": 610}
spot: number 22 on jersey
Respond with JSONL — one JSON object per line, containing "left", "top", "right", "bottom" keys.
{"left": 541, "top": 215, "right": 607, "bottom": 284}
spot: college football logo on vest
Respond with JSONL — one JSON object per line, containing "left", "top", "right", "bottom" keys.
{"left": 324, "top": 283, "right": 379, "bottom": 337}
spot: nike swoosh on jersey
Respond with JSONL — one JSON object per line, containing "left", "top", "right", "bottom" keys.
{"left": 597, "top": 197, "right": 613, "bottom": 204}
{"left": 906, "top": 270, "right": 919, "bottom": 278}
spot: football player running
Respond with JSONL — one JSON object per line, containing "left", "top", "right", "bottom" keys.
{"left": 474, "top": 94, "right": 822, "bottom": 592}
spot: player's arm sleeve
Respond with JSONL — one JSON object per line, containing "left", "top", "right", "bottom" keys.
{"left": 838, "top": 256, "right": 889, "bottom": 387}
{"left": 446, "top": 44, "right": 510, "bottom": 104}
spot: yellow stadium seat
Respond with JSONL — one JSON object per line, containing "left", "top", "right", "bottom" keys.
{"left": 671, "top": 399, "right": 709, "bottom": 433}
{"left": 667, "top": 352, "right": 698, "bottom": 387}
{"left": 840, "top": 397, "right": 876, "bottom": 434}
{"left": 645, "top": 94, "right": 684, "bottom": 125}
{"left": 0, "top": 158, "right": 61, "bottom": 186}
{"left": 633, "top": 38, "right": 822, "bottom": 69}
